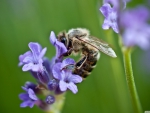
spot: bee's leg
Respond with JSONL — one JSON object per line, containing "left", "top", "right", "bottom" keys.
{"left": 59, "top": 48, "right": 73, "bottom": 58}
{"left": 61, "top": 64, "right": 75, "bottom": 71}
{"left": 75, "top": 56, "right": 87, "bottom": 69}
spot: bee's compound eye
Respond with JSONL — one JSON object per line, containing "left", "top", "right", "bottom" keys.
{"left": 61, "top": 37, "right": 67, "bottom": 45}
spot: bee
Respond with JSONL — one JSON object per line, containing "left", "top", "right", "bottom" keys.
{"left": 57, "top": 28, "right": 117, "bottom": 78}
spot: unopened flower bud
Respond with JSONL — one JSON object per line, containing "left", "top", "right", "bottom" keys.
{"left": 46, "top": 95, "right": 55, "bottom": 104}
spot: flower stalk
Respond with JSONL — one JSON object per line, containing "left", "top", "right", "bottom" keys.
{"left": 122, "top": 47, "right": 143, "bottom": 113}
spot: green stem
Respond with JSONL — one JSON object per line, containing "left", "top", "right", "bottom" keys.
{"left": 122, "top": 47, "right": 143, "bottom": 113}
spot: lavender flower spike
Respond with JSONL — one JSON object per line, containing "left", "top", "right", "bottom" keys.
{"left": 120, "top": 6, "right": 150, "bottom": 50}
{"left": 19, "top": 42, "right": 47, "bottom": 72}
{"left": 52, "top": 58, "right": 82, "bottom": 94}
{"left": 100, "top": 3, "right": 119, "bottom": 33}
{"left": 19, "top": 87, "right": 39, "bottom": 108}
{"left": 50, "top": 31, "right": 67, "bottom": 62}
{"left": 103, "top": 0, "right": 130, "bottom": 9}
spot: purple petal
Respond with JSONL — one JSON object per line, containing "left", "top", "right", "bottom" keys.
{"left": 39, "top": 48, "right": 47, "bottom": 59}
{"left": 27, "top": 59, "right": 43, "bottom": 72}
{"left": 43, "top": 57, "right": 51, "bottom": 74}
{"left": 59, "top": 80, "right": 67, "bottom": 92}
{"left": 61, "top": 70, "right": 68, "bottom": 80}
{"left": 19, "top": 93, "right": 29, "bottom": 101}
{"left": 50, "top": 31, "right": 57, "bottom": 46}
{"left": 100, "top": 3, "right": 119, "bottom": 33}
{"left": 69, "top": 74, "right": 83, "bottom": 83}
{"left": 28, "top": 42, "right": 42, "bottom": 60}
{"left": 103, "top": 0, "right": 118, "bottom": 8}
{"left": 22, "top": 63, "right": 33, "bottom": 71}
{"left": 21, "top": 86, "right": 28, "bottom": 91}
{"left": 31, "top": 65, "right": 40, "bottom": 72}
{"left": 134, "top": 6, "right": 149, "bottom": 23}
{"left": 49, "top": 57, "right": 56, "bottom": 71}
{"left": 67, "top": 82, "right": 78, "bottom": 94}
{"left": 24, "top": 82, "right": 37, "bottom": 91}
{"left": 123, "top": 27, "right": 150, "bottom": 50}
{"left": 49, "top": 31, "right": 67, "bottom": 60}
{"left": 102, "top": 19, "right": 110, "bottom": 30}
{"left": 52, "top": 63, "right": 62, "bottom": 80}
{"left": 61, "top": 58, "right": 75, "bottom": 69}
{"left": 31, "top": 61, "right": 43, "bottom": 72}
{"left": 30, "top": 71, "right": 39, "bottom": 80}
{"left": 137, "top": 38, "right": 150, "bottom": 50}
{"left": 28, "top": 89, "right": 38, "bottom": 100}
{"left": 19, "top": 51, "right": 32, "bottom": 63}
{"left": 55, "top": 41, "right": 67, "bottom": 58}
{"left": 103, "top": 0, "right": 130, "bottom": 9}
{"left": 20, "top": 100, "right": 34, "bottom": 108}
{"left": 100, "top": 3, "right": 111, "bottom": 18}
{"left": 112, "top": 22, "right": 119, "bottom": 33}
{"left": 23, "top": 56, "right": 34, "bottom": 63}
{"left": 120, "top": 6, "right": 150, "bottom": 28}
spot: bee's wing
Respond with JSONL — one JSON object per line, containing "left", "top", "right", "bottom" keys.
{"left": 81, "top": 36, "right": 117, "bottom": 58}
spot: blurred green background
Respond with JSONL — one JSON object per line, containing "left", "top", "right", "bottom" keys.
{"left": 0, "top": 0, "right": 150, "bottom": 113}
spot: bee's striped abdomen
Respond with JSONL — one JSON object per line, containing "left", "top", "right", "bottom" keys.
{"left": 73, "top": 49, "right": 100, "bottom": 78}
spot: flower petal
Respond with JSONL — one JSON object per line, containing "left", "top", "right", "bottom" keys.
{"left": 112, "top": 22, "right": 119, "bottom": 33}
{"left": 100, "top": 3, "right": 111, "bottom": 18}
{"left": 19, "top": 51, "right": 32, "bottom": 65}
{"left": 59, "top": 80, "right": 67, "bottom": 92}
{"left": 20, "top": 100, "right": 34, "bottom": 108}
{"left": 61, "top": 58, "right": 75, "bottom": 69}
{"left": 50, "top": 31, "right": 57, "bottom": 46}
{"left": 28, "top": 88, "right": 38, "bottom": 101}
{"left": 120, "top": 6, "right": 150, "bottom": 28}
{"left": 22, "top": 63, "right": 33, "bottom": 71}
{"left": 49, "top": 31, "right": 67, "bottom": 61}
{"left": 69, "top": 74, "right": 83, "bottom": 83}
{"left": 67, "top": 82, "right": 78, "bottom": 94}
{"left": 43, "top": 57, "right": 51, "bottom": 74}
{"left": 52, "top": 63, "right": 62, "bottom": 79}
{"left": 31, "top": 63, "right": 43, "bottom": 72}
{"left": 39, "top": 47, "right": 47, "bottom": 59}
{"left": 19, "top": 93, "right": 29, "bottom": 101}
{"left": 28, "top": 42, "right": 42, "bottom": 60}
{"left": 23, "top": 56, "right": 34, "bottom": 63}
{"left": 100, "top": 3, "right": 119, "bottom": 33}
{"left": 21, "top": 86, "right": 28, "bottom": 91}
{"left": 102, "top": 19, "right": 110, "bottom": 30}
{"left": 55, "top": 41, "right": 67, "bottom": 59}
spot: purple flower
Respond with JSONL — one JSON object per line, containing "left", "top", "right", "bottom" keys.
{"left": 19, "top": 87, "right": 39, "bottom": 108}
{"left": 23, "top": 81, "right": 39, "bottom": 93}
{"left": 122, "top": 26, "right": 150, "bottom": 49}
{"left": 52, "top": 58, "right": 82, "bottom": 94}
{"left": 120, "top": 6, "right": 149, "bottom": 28}
{"left": 50, "top": 31, "right": 67, "bottom": 62}
{"left": 100, "top": 3, "right": 119, "bottom": 33}
{"left": 19, "top": 42, "right": 47, "bottom": 72}
{"left": 103, "top": 0, "right": 130, "bottom": 9}
{"left": 120, "top": 6, "right": 150, "bottom": 50}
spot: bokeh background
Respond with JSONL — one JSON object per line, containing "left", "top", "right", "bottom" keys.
{"left": 0, "top": 0, "right": 150, "bottom": 113}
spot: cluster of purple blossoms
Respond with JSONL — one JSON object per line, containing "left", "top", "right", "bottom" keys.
{"left": 100, "top": 0, "right": 150, "bottom": 50}
{"left": 18, "top": 31, "right": 82, "bottom": 110}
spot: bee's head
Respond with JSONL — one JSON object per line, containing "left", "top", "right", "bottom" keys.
{"left": 57, "top": 32, "right": 68, "bottom": 47}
